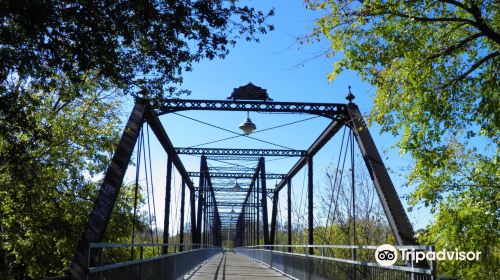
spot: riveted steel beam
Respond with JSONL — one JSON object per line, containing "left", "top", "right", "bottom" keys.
{"left": 176, "top": 147, "right": 306, "bottom": 157}
{"left": 70, "top": 103, "right": 147, "bottom": 280}
{"left": 207, "top": 156, "right": 261, "bottom": 161}
{"left": 209, "top": 166, "right": 257, "bottom": 172}
{"left": 157, "top": 99, "right": 347, "bottom": 119}
{"left": 188, "top": 172, "right": 285, "bottom": 179}
{"left": 346, "top": 104, "right": 417, "bottom": 246}
{"left": 204, "top": 187, "right": 273, "bottom": 193}
{"left": 208, "top": 202, "right": 257, "bottom": 207}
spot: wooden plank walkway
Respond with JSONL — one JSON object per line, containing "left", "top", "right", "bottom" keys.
{"left": 185, "top": 251, "right": 290, "bottom": 280}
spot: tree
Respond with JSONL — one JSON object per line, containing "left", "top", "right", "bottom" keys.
{"left": 0, "top": 76, "right": 148, "bottom": 278}
{"left": 1, "top": 0, "right": 274, "bottom": 102}
{"left": 1, "top": 1, "right": 274, "bottom": 278}
{"left": 306, "top": 0, "right": 499, "bottom": 278}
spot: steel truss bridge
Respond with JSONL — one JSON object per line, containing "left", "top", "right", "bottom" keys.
{"left": 65, "top": 85, "right": 437, "bottom": 280}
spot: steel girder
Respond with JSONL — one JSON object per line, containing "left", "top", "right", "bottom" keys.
{"left": 207, "top": 202, "right": 257, "bottom": 207}
{"left": 176, "top": 147, "right": 306, "bottom": 157}
{"left": 209, "top": 187, "right": 273, "bottom": 194}
{"left": 157, "top": 99, "right": 347, "bottom": 119}
{"left": 188, "top": 172, "right": 285, "bottom": 179}
{"left": 207, "top": 156, "right": 261, "bottom": 161}
{"left": 69, "top": 103, "right": 147, "bottom": 279}
{"left": 209, "top": 166, "right": 256, "bottom": 172}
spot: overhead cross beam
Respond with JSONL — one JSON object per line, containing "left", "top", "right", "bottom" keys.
{"left": 207, "top": 187, "right": 273, "bottom": 194}
{"left": 176, "top": 147, "right": 306, "bottom": 157}
{"left": 157, "top": 99, "right": 347, "bottom": 119}
{"left": 207, "top": 156, "right": 261, "bottom": 161}
{"left": 188, "top": 172, "right": 285, "bottom": 179}
{"left": 208, "top": 202, "right": 258, "bottom": 207}
{"left": 209, "top": 166, "right": 256, "bottom": 172}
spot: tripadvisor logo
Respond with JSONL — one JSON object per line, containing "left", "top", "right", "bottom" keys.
{"left": 375, "top": 244, "right": 482, "bottom": 267}
{"left": 375, "top": 244, "right": 398, "bottom": 266}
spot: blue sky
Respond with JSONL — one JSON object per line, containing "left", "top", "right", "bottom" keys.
{"left": 122, "top": 0, "right": 432, "bottom": 239}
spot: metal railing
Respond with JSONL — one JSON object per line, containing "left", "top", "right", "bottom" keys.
{"left": 235, "top": 245, "right": 436, "bottom": 280}
{"left": 87, "top": 243, "right": 222, "bottom": 280}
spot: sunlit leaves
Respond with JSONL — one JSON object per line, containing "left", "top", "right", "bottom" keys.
{"left": 308, "top": 1, "right": 499, "bottom": 278}
{"left": 0, "top": 76, "right": 142, "bottom": 278}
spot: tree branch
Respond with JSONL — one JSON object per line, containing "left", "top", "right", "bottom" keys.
{"left": 429, "top": 33, "right": 484, "bottom": 59}
{"left": 439, "top": 0, "right": 472, "bottom": 13}
{"left": 442, "top": 51, "right": 499, "bottom": 88}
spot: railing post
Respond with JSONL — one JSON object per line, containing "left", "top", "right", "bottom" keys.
{"left": 322, "top": 247, "right": 325, "bottom": 279}
{"left": 139, "top": 246, "right": 143, "bottom": 280}
{"left": 161, "top": 256, "right": 165, "bottom": 280}
{"left": 430, "top": 246, "right": 437, "bottom": 280}
{"left": 86, "top": 246, "right": 91, "bottom": 280}
{"left": 270, "top": 246, "right": 273, "bottom": 269}
{"left": 304, "top": 246, "right": 307, "bottom": 280}
{"left": 98, "top": 248, "right": 103, "bottom": 280}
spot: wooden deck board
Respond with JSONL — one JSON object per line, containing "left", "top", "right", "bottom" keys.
{"left": 185, "top": 251, "right": 290, "bottom": 280}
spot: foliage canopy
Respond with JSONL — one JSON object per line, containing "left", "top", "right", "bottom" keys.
{"left": 1, "top": 0, "right": 274, "bottom": 101}
{"left": 307, "top": 0, "right": 499, "bottom": 278}
{"left": 0, "top": 1, "right": 273, "bottom": 278}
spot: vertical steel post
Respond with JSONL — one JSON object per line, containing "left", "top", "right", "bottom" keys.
{"left": 70, "top": 103, "right": 146, "bottom": 280}
{"left": 256, "top": 175, "right": 260, "bottom": 245}
{"left": 196, "top": 155, "right": 206, "bottom": 245}
{"left": 351, "top": 130, "right": 357, "bottom": 267}
{"left": 163, "top": 157, "right": 173, "bottom": 254}
{"left": 179, "top": 179, "right": 186, "bottom": 252}
{"left": 190, "top": 189, "right": 196, "bottom": 244}
{"left": 203, "top": 189, "right": 207, "bottom": 245}
{"left": 287, "top": 178, "right": 292, "bottom": 252}
{"left": 204, "top": 189, "right": 208, "bottom": 245}
{"left": 308, "top": 156, "right": 314, "bottom": 255}
{"left": 260, "top": 157, "right": 270, "bottom": 246}
{"left": 270, "top": 191, "right": 279, "bottom": 245}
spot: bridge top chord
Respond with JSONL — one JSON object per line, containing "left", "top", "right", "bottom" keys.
{"left": 157, "top": 98, "right": 348, "bottom": 119}
{"left": 188, "top": 172, "right": 286, "bottom": 179}
{"left": 176, "top": 147, "right": 307, "bottom": 157}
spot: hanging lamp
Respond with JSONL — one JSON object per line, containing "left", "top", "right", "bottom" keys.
{"left": 239, "top": 111, "right": 257, "bottom": 135}
{"left": 233, "top": 179, "right": 241, "bottom": 192}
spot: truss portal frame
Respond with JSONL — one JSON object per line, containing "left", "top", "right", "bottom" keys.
{"left": 71, "top": 93, "right": 424, "bottom": 279}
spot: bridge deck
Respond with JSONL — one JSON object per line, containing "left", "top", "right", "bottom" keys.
{"left": 186, "top": 251, "right": 289, "bottom": 279}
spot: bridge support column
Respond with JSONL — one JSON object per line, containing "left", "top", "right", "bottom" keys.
{"left": 256, "top": 175, "right": 260, "bottom": 245}
{"left": 69, "top": 103, "right": 147, "bottom": 280}
{"left": 260, "top": 157, "right": 270, "bottom": 245}
{"left": 308, "top": 156, "right": 314, "bottom": 255}
{"left": 270, "top": 191, "right": 279, "bottom": 245}
{"left": 196, "top": 156, "right": 206, "bottom": 245}
{"left": 190, "top": 189, "right": 197, "bottom": 244}
{"left": 179, "top": 179, "right": 185, "bottom": 252}
{"left": 162, "top": 157, "right": 173, "bottom": 254}
{"left": 287, "top": 178, "right": 292, "bottom": 252}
